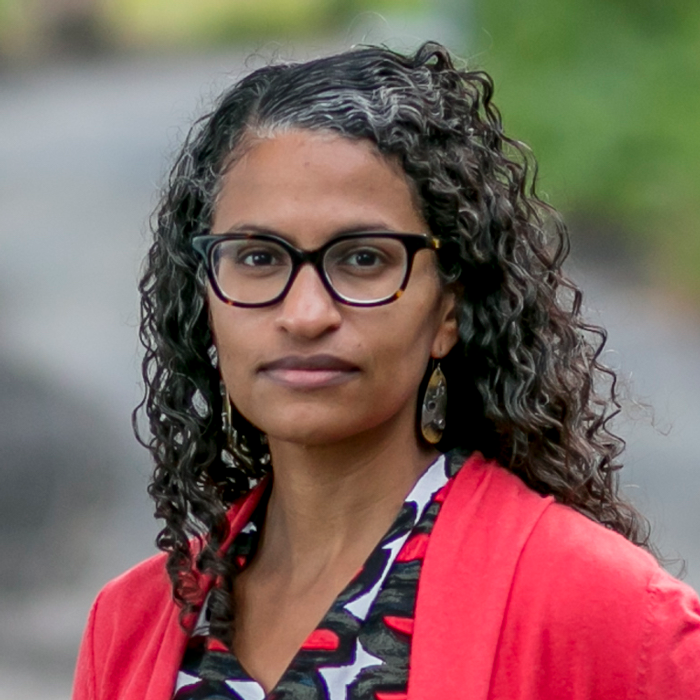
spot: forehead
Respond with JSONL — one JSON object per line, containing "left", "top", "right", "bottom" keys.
{"left": 211, "top": 130, "right": 426, "bottom": 245}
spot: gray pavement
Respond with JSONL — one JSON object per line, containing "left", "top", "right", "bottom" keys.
{"left": 0, "top": 47, "right": 698, "bottom": 698}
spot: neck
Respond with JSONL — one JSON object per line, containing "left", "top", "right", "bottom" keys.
{"left": 258, "top": 422, "right": 438, "bottom": 579}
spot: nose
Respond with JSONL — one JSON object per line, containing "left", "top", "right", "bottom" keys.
{"left": 275, "top": 263, "right": 342, "bottom": 338}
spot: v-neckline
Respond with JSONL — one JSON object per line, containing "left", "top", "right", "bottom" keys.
{"left": 175, "top": 452, "right": 455, "bottom": 700}
{"left": 224, "top": 454, "right": 449, "bottom": 695}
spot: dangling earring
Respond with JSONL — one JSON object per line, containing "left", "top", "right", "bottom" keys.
{"left": 222, "top": 389, "right": 234, "bottom": 450}
{"left": 421, "top": 362, "right": 447, "bottom": 444}
{"left": 222, "top": 389, "right": 252, "bottom": 471}
{"left": 221, "top": 386, "right": 271, "bottom": 473}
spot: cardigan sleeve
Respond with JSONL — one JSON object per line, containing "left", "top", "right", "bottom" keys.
{"left": 637, "top": 568, "right": 700, "bottom": 698}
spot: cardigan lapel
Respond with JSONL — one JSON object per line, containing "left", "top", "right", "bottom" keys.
{"left": 408, "top": 454, "right": 553, "bottom": 700}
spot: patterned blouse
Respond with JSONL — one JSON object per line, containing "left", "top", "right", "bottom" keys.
{"left": 173, "top": 453, "right": 461, "bottom": 700}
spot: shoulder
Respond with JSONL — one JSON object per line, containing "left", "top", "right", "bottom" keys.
{"left": 511, "top": 486, "right": 699, "bottom": 631}
{"left": 93, "top": 551, "right": 172, "bottom": 621}
{"left": 507, "top": 498, "right": 664, "bottom": 648}
{"left": 473, "top": 464, "right": 700, "bottom": 696}
{"left": 90, "top": 477, "right": 270, "bottom": 619}
{"left": 82, "top": 551, "right": 178, "bottom": 662}
{"left": 453, "top": 454, "right": 698, "bottom": 625}
{"left": 73, "top": 483, "right": 269, "bottom": 699}
{"left": 73, "top": 552, "right": 183, "bottom": 700}
{"left": 522, "top": 497, "right": 657, "bottom": 591}
{"left": 79, "top": 480, "right": 270, "bottom": 649}
{"left": 447, "top": 452, "right": 675, "bottom": 597}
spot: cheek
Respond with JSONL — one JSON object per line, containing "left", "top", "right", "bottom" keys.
{"left": 213, "top": 329, "right": 269, "bottom": 433}
{"left": 208, "top": 300, "right": 254, "bottom": 389}
{"left": 363, "top": 300, "right": 442, "bottom": 393}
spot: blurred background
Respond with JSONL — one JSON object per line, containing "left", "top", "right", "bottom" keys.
{"left": 0, "top": 0, "right": 698, "bottom": 696}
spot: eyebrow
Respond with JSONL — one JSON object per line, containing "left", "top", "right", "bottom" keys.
{"left": 219, "top": 222, "right": 399, "bottom": 240}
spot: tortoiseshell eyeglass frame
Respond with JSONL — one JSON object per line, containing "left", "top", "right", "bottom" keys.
{"left": 191, "top": 231, "right": 441, "bottom": 308}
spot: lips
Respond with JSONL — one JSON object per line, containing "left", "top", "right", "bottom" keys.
{"left": 259, "top": 354, "right": 360, "bottom": 388}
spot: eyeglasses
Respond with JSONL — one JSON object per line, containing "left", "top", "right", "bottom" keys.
{"left": 192, "top": 231, "right": 441, "bottom": 308}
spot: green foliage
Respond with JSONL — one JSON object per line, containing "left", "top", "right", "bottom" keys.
{"left": 0, "top": 0, "right": 15, "bottom": 30}
{"left": 474, "top": 0, "right": 700, "bottom": 296}
{"left": 0, "top": 0, "right": 29, "bottom": 54}
{"left": 326, "top": 0, "right": 425, "bottom": 19}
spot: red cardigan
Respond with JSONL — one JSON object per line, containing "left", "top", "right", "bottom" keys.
{"left": 72, "top": 453, "right": 700, "bottom": 699}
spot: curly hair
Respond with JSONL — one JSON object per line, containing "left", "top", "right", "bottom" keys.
{"left": 135, "top": 41, "right": 650, "bottom": 645}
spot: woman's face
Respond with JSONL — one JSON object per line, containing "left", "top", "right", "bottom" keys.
{"left": 209, "top": 129, "right": 458, "bottom": 448}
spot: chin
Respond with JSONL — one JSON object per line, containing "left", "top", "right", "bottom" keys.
{"left": 246, "top": 395, "right": 416, "bottom": 449}
{"left": 267, "top": 422, "right": 359, "bottom": 448}
{"left": 266, "top": 411, "right": 410, "bottom": 451}
{"left": 251, "top": 400, "right": 354, "bottom": 442}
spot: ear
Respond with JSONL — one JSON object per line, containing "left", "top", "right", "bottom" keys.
{"left": 431, "top": 285, "right": 461, "bottom": 359}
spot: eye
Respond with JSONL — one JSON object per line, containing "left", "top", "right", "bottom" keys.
{"left": 237, "top": 248, "right": 283, "bottom": 267}
{"left": 326, "top": 237, "right": 405, "bottom": 279}
{"left": 216, "top": 241, "right": 287, "bottom": 268}
{"left": 342, "top": 247, "right": 386, "bottom": 268}
{"left": 213, "top": 239, "right": 290, "bottom": 280}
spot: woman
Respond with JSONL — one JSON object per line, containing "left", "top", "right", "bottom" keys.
{"left": 73, "top": 42, "right": 700, "bottom": 699}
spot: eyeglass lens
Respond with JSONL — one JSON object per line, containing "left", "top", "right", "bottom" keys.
{"left": 211, "top": 236, "right": 410, "bottom": 305}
